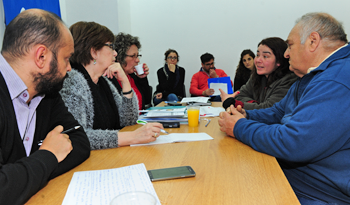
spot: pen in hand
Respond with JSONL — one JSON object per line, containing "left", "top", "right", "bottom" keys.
{"left": 61, "top": 126, "right": 81, "bottom": 134}
{"left": 38, "top": 126, "right": 81, "bottom": 146}
{"left": 137, "top": 120, "right": 169, "bottom": 134}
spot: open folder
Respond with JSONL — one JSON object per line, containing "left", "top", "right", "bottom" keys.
{"left": 208, "top": 76, "right": 233, "bottom": 96}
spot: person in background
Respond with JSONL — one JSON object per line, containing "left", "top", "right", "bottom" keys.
{"left": 233, "top": 49, "right": 255, "bottom": 91}
{"left": 219, "top": 12, "right": 350, "bottom": 204}
{"left": 153, "top": 49, "right": 186, "bottom": 106}
{"left": 60, "top": 22, "right": 164, "bottom": 150}
{"left": 0, "top": 9, "right": 90, "bottom": 204}
{"left": 112, "top": 32, "right": 152, "bottom": 110}
{"left": 220, "top": 37, "right": 297, "bottom": 110}
{"left": 190, "top": 52, "right": 232, "bottom": 101}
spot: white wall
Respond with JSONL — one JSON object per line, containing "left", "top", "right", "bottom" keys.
{"left": 123, "top": 0, "right": 350, "bottom": 97}
{"left": 1, "top": 0, "right": 350, "bottom": 97}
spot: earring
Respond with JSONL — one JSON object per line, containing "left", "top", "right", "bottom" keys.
{"left": 93, "top": 59, "right": 96, "bottom": 65}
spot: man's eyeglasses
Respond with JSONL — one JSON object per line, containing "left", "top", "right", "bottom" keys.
{"left": 205, "top": 62, "right": 214, "bottom": 66}
{"left": 167, "top": 56, "right": 178, "bottom": 60}
{"left": 104, "top": 43, "right": 115, "bottom": 50}
{"left": 126, "top": 54, "right": 142, "bottom": 59}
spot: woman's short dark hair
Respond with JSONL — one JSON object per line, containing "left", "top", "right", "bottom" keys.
{"left": 69, "top": 21, "right": 114, "bottom": 65}
{"left": 164, "top": 49, "right": 179, "bottom": 61}
{"left": 251, "top": 37, "right": 291, "bottom": 96}
{"left": 236, "top": 49, "right": 255, "bottom": 78}
{"left": 114, "top": 32, "right": 141, "bottom": 67}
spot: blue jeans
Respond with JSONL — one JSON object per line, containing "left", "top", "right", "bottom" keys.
{"left": 153, "top": 93, "right": 179, "bottom": 106}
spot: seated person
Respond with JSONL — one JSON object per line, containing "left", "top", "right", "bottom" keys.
{"left": 153, "top": 49, "right": 186, "bottom": 106}
{"left": 0, "top": 9, "right": 90, "bottom": 204}
{"left": 113, "top": 33, "right": 152, "bottom": 109}
{"left": 221, "top": 37, "right": 297, "bottom": 110}
{"left": 60, "top": 21, "right": 164, "bottom": 150}
{"left": 219, "top": 12, "right": 350, "bottom": 205}
{"left": 190, "top": 53, "right": 232, "bottom": 101}
{"left": 233, "top": 49, "right": 255, "bottom": 91}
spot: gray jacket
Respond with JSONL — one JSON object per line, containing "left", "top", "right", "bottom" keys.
{"left": 236, "top": 73, "right": 298, "bottom": 110}
{"left": 59, "top": 69, "right": 139, "bottom": 150}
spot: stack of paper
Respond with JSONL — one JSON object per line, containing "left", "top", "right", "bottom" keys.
{"left": 142, "top": 107, "right": 186, "bottom": 118}
{"left": 180, "top": 97, "right": 211, "bottom": 106}
{"left": 62, "top": 164, "right": 161, "bottom": 205}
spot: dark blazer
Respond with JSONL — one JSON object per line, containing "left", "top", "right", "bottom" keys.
{"left": 0, "top": 73, "right": 90, "bottom": 205}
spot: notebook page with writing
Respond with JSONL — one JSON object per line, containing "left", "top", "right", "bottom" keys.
{"left": 62, "top": 163, "right": 161, "bottom": 205}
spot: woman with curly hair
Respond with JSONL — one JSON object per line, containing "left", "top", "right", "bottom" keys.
{"left": 110, "top": 32, "right": 152, "bottom": 110}
{"left": 153, "top": 49, "right": 186, "bottom": 106}
{"left": 233, "top": 49, "right": 255, "bottom": 91}
{"left": 221, "top": 37, "right": 298, "bottom": 110}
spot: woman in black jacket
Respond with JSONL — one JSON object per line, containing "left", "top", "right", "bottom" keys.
{"left": 153, "top": 49, "right": 186, "bottom": 106}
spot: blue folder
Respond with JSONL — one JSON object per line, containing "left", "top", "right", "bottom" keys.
{"left": 208, "top": 76, "right": 233, "bottom": 95}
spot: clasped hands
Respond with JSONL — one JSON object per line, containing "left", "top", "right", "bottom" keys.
{"left": 218, "top": 104, "right": 246, "bottom": 138}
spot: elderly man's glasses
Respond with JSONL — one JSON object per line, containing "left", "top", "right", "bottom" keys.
{"left": 104, "top": 43, "right": 115, "bottom": 50}
{"left": 126, "top": 54, "right": 142, "bottom": 59}
{"left": 167, "top": 56, "right": 178, "bottom": 60}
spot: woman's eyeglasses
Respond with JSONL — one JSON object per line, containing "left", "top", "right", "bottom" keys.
{"left": 167, "top": 56, "right": 178, "bottom": 60}
{"left": 104, "top": 43, "right": 115, "bottom": 50}
{"left": 126, "top": 54, "right": 142, "bottom": 59}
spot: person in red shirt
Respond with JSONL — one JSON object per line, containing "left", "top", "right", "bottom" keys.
{"left": 190, "top": 53, "right": 231, "bottom": 101}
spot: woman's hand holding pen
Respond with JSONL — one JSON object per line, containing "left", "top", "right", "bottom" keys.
{"left": 39, "top": 125, "right": 73, "bottom": 163}
{"left": 118, "top": 123, "right": 165, "bottom": 146}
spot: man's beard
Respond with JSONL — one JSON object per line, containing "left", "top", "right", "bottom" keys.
{"left": 33, "top": 55, "right": 67, "bottom": 95}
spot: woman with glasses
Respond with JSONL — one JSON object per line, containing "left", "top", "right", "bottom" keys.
{"left": 60, "top": 22, "right": 164, "bottom": 149}
{"left": 153, "top": 49, "right": 186, "bottom": 106}
{"left": 221, "top": 37, "right": 297, "bottom": 110}
{"left": 111, "top": 32, "right": 152, "bottom": 110}
{"left": 234, "top": 49, "right": 255, "bottom": 92}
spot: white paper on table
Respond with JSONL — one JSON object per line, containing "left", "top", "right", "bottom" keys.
{"left": 200, "top": 106, "right": 225, "bottom": 117}
{"left": 180, "top": 97, "right": 210, "bottom": 103}
{"left": 62, "top": 163, "right": 161, "bottom": 205}
{"left": 131, "top": 133, "right": 213, "bottom": 146}
{"left": 209, "top": 83, "right": 227, "bottom": 96}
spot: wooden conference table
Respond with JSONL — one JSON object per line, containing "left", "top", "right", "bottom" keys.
{"left": 26, "top": 102, "right": 299, "bottom": 205}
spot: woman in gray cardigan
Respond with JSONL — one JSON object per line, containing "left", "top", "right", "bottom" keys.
{"left": 221, "top": 37, "right": 297, "bottom": 110}
{"left": 60, "top": 21, "right": 163, "bottom": 150}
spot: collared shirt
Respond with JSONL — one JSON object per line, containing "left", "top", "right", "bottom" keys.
{"left": 307, "top": 43, "right": 349, "bottom": 73}
{"left": 0, "top": 54, "right": 44, "bottom": 156}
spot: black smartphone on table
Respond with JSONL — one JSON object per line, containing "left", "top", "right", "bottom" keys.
{"left": 147, "top": 166, "right": 196, "bottom": 181}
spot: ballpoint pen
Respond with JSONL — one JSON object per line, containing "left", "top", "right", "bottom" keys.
{"left": 38, "top": 126, "right": 81, "bottom": 146}
{"left": 137, "top": 120, "right": 169, "bottom": 134}
{"left": 205, "top": 119, "right": 211, "bottom": 127}
{"left": 61, "top": 126, "right": 81, "bottom": 134}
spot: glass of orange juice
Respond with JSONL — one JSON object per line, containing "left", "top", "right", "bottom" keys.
{"left": 187, "top": 105, "right": 200, "bottom": 127}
